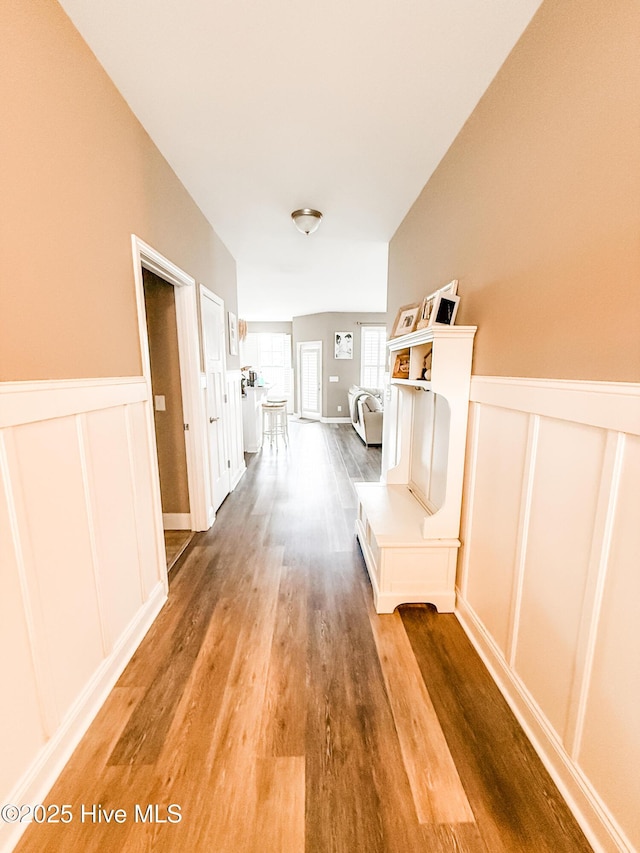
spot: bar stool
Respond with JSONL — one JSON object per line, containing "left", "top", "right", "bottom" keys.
{"left": 261, "top": 401, "right": 289, "bottom": 448}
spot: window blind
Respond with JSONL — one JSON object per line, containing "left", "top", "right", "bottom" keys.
{"left": 241, "top": 333, "right": 293, "bottom": 402}
{"left": 360, "top": 326, "right": 387, "bottom": 389}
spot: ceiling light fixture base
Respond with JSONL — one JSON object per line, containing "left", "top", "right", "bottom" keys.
{"left": 291, "top": 208, "right": 323, "bottom": 235}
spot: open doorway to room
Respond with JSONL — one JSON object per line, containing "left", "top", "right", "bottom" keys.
{"left": 142, "top": 269, "right": 194, "bottom": 570}
{"left": 132, "top": 235, "right": 214, "bottom": 575}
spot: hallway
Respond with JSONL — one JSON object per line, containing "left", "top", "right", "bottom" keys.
{"left": 15, "top": 421, "right": 591, "bottom": 853}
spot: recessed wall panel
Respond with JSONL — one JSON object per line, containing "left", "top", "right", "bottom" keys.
{"left": 12, "top": 417, "right": 104, "bottom": 720}
{"left": 84, "top": 407, "right": 144, "bottom": 646}
{"left": 0, "top": 463, "right": 46, "bottom": 800}
{"left": 409, "top": 388, "right": 435, "bottom": 503}
{"left": 515, "top": 418, "right": 606, "bottom": 740}
{"left": 464, "top": 405, "right": 529, "bottom": 655}
{"left": 127, "top": 402, "right": 164, "bottom": 598}
{"left": 579, "top": 435, "right": 640, "bottom": 849}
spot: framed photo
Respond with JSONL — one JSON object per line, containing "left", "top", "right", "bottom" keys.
{"left": 417, "top": 294, "right": 437, "bottom": 329}
{"left": 334, "top": 331, "right": 353, "bottom": 359}
{"left": 391, "top": 348, "right": 411, "bottom": 379}
{"left": 431, "top": 292, "right": 460, "bottom": 326}
{"left": 417, "top": 280, "right": 460, "bottom": 329}
{"left": 439, "top": 279, "right": 458, "bottom": 297}
{"left": 391, "top": 303, "right": 420, "bottom": 337}
{"left": 228, "top": 311, "right": 238, "bottom": 356}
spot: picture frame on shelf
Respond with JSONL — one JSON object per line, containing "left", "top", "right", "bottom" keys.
{"left": 417, "top": 279, "right": 460, "bottom": 329}
{"left": 391, "top": 348, "right": 411, "bottom": 379}
{"left": 391, "top": 303, "right": 420, "bottom": 337}
{"left": 417, "top": 293, "right": 437, "bottom": 329}
{"left": 431, "top": 292, "right": 460, "bottom": 326}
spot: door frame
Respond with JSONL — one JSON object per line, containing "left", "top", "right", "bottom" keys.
{"left": 131, "top": 235, "right": 211, "bottom": 532}
{"left": 297, "top": 340, "right": 323, "bottom": 420}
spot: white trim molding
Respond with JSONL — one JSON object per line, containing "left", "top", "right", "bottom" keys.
{"left": 456, "top": 599, "right": 632, "bottom": 853}
{"left": 471, "top": 375, "right": 640, "bottom": 434}
{"left": 0, "top": 377, "right": 147, "bottom": 428}
{"left": 457, "top": 374, "right": 640, "bottom": 853}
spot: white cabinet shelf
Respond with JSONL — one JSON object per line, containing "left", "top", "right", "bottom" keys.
{"left": 355, "top": 325, "right": 476, "bottom": 613}
{"left": 390, "top": 378, "right": 431, "bottom": 390}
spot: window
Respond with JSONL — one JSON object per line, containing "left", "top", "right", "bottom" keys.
{"left": 241, "top": 332, "right": 293, "bottom": 408}
{"left": 360, "top": 325, "right": 387, "bottom": 389}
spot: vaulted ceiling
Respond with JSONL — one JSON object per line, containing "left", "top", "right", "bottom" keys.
{"left": 58, "top": 0, "right": 542, "bottom": 320}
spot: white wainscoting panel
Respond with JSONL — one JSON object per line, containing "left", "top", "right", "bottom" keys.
{"left": 457, "top": 376, "right": 640, "bottom": 853}
{"left": 83, "top": 407, "right": 146, "bottom": 649}
{"left": 460, "top": 404, "right": 529, "bottom": 657}
{"left": 126, "top": 401, "right": 166, "bottom": 601}
{"left": 514, "top": 418, "right": 607, "bottom": 741}
{"left": 8, "top": 416, "right": 106, "bottom": 724}
{"left": 578, "top": 434, "right": 640, "bottom": 847}
{"left": 0, "top": 378, "right": 167, "bottom": 853}
{"left": 0, "top": 449, "right": 47, "bottom": 804}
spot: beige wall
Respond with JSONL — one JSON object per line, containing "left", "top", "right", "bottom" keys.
{"left": 293, "top": 312, "right": 387, "bottom": 417}
{"left": 1, "top": 0, "right": 239, "bottom": 382}
{"left": 143, "top": 270, "right": 190, "bottom": 515}
{"left": 246, "top": 322, "right": 293, "bottom": 335}
{"left": 388, "top": 0, "right": 640, "bottom": 382}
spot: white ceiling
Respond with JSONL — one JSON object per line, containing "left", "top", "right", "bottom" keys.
{"left": 58, "top": 0, "right": 542, "bottom": 321}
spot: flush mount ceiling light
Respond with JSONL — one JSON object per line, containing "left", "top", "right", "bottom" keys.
{"left": 291, "top": 208, "right": 323, "bottom": 235}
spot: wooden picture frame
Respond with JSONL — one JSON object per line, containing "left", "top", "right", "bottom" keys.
{"left": 391, "top": 303, "right": 420, "bottom": 337}
{"left": 391, "top": 348, "right": 411, "bottom": 379}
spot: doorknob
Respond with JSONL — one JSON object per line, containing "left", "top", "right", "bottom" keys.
{"left": 209, "top": 416, "right": 219, "bottom": 422}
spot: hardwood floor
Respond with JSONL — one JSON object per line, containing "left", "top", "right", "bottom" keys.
{"left": 15, "top": 421, "right": 592, "bottom": 852}
{"left": 163, "top": 530, "right": 193, "bottom": 571}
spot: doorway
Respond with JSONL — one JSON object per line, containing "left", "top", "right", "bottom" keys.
{"left": 298, "top": 341, "right": 322, "bottom": 420}
{"left": 143, "top": 269, "right": 191, "bottom": 532}
{"left": 132, "top": 236, "right": 212, "bottom": 553}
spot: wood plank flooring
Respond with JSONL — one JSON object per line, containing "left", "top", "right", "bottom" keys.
{"left": 15, "top": 421, "right": 592, "bottom": 852}
{"left": 163, "top": 529, "right": 193, "bottom": 570}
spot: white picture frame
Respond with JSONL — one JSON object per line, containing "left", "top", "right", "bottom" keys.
{"left": 334, "top": 331, "right": 353, "bottom": 359}
{"left": 430, "top": 292, "right": 460, "bottom": 326}
{"left": 228, "top": 311, "right": 238, "bottom": 355}
{"left": 417, "top": 280, "right": 459, "bottom": 329}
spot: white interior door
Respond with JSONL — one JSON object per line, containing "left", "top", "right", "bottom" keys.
{"left": 200, "top": 287, "right": 231, "bottom": 513}
{"left": 299, "top": 341, "right": 322, "bottom": 420}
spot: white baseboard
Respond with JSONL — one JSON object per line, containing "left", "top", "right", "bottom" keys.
{"left": 321, "top": 416, "right": 351, "bottom": 423}
{"left": 1, "top": 584, "right": 166, "bottom": 853}
{"left": 162, "top": 512, "right": 192, "bottom": 530}
{"left": 455, "top": 595, "right": 633, "bottom": 853}
{"left": 230, "top": 463, "right": 246, "bottom": 491}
